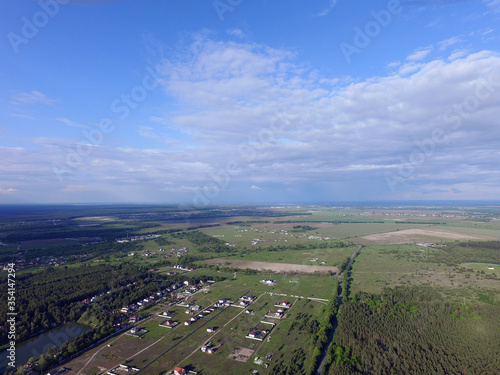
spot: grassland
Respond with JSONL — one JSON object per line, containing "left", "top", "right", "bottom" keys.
{"left": 350, "top": 244, "right": 500, "bottom": 304}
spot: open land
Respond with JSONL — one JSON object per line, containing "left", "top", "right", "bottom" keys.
{"left": 358, "top": 227, "right": 496, "bottom": 244}
{"left": 204, "top": 258, "right": 339, "bottom": 274}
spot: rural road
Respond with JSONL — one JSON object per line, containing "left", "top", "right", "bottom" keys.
{"left": 316, "top": 245, "right": 361, "bottom": 375}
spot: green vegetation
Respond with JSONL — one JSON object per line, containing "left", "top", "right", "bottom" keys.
{"left": 329, "top": 286, "right": 500, "bottom": 374}
{"left": 308, "top": 278, "right": 339, "bottom": 375}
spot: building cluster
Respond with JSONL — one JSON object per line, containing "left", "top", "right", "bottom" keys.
{"left": 120, "top": 280, "right": 200, "bottom": 323}
{"left": 116, "top": 234, "right": 161, "bottom": 243}
{"left": 6, "top": 255, "right": 70, "bottom": 270}
{"left": 265, "top": 301, "right": 292, "bottom": 319}
{"left": 200, "top": 340, "right": 217, "bottom": 354}
{"left": 246, "top": 301, "right": 292, "bottom": 342}
{"left": 246, "top": 321, "right": 275, "bottom": 341}
{"left": 173, "top": 264, "right": 197, "bottom": 271}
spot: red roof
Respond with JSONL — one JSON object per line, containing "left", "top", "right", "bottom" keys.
{"left": 174, "top": 367, "right": 186, "bottom": 375}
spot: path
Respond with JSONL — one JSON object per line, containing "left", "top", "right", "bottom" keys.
{"left": 316, "top": 245, "right": 361, "bottom": 375}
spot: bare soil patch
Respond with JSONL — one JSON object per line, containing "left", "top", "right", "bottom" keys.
{"left": 359, "top": 228, "right": 492, "bottom": 244}
{"left": 74, "top": 216, "right": 116, "bottom": 221}
{"left": 228, "top": 347, "right": 254, "bottom": 362}
{"left": 204, "top": 259, "right": 339, "bottom": 274}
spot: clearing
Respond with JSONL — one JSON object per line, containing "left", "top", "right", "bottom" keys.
{"left": 204, "top": 259, "right": 339, "bottom": 274}
{"left": 359, "top": 228, "right": 493, "bottom": 244}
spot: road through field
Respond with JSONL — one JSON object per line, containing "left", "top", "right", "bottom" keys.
{"left": 316, "top": 245, "right": 361, "bottom": 375}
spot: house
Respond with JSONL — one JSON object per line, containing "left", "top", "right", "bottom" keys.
{"left": 261, "top": 279, "right": 276, "bottom": 285}
{"left": 248, "top": 330, "right": 260, "bottom": 338}
{"left": 207, "top": 347, "right": 216, "bottom": 354}
{"left": 240, "top": 295, "right": 256, "bottom": 302}
{"left": 184, "top": 320, "right": 191, "bottom": 326}
{"left": 207, "top": 327, "right": 215, "bottom": 332}
{"left": 275, "top": 301, "right": 292, "bottom": 308}
{"left": 159, "top": 310, "right": 174, "bottom": 318}
{"left": 174, "top": 367, "right": 186, "bottom": 375}
{"left": 129, "top": 315, "right": 140, "bottom": 323}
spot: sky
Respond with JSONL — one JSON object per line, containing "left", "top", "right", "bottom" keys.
{"left": 1, "top": 0, "right": 500, "bottom": 205}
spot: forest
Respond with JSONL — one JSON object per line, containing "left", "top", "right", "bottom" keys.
{"left": 329, "top": 286, "right": 500, "bottom": 374}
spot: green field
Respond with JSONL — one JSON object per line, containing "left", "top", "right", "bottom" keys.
{"left": 350, "top": 244, "right": 500, "bottom": 304}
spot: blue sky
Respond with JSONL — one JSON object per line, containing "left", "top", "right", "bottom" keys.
{"left": 1, "top": 0, "right": 500, "bottom": 204}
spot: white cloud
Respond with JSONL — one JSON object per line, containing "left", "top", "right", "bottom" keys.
{"left": 9, "top": 113, "right": 37, "bottom": 120}
{"left": 312, "top": 0, "right": 338, "bottom": 17}
{"left": 0, "top": 188, "right": 17, "bottom": 194}
{"left": 448, "top": 49, "right": 469, "bottom": 60}
{"left": 227, "top": 28, "right": 246, "bottom": 39}
{"left": 407, "top": 47, "right": 433, "bottom": 61}
{"left": 484, "top": 0, "right": 500, "bottom": 13}
{"left": 3, "top": 36, "right": 500, "bottom": 202}
{"left": 57, "top": 118, "right": 90, "bottom": 130}
{"left": 10, "top": 91, "right": 56, "bottom": 106}
{"left": 387, "top": 61, "right": 401, "bottom": 69}
{"left": 438, "top": 36, "right": 462, "bottom": 50}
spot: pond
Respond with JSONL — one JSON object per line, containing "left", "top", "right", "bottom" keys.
{"left": 0, "top": 322, "right": 91, "bottom": 372}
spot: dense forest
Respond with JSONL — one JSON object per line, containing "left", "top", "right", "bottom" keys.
{"left": 0, "top": 264, "right": 147, "bottom": 347}
{"left": 329, "top": 286, "right": 500, "bottom": 374}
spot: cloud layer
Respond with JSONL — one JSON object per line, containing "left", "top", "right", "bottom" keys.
{"left": 3, "top": 35, "right": 500, "bottom": 203}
